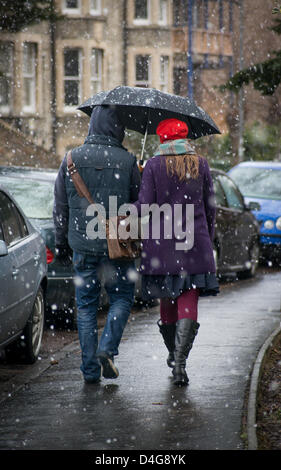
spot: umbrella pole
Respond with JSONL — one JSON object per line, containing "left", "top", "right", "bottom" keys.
{"left": 140, "top": 109, "right": 150, "bottom": 166}
{"left": 140, "top": 127, "right": 148, "bottom": 166}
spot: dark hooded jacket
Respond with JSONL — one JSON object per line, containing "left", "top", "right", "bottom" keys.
{"left": 53, "top": 106, "right": 141, "bottom": 255}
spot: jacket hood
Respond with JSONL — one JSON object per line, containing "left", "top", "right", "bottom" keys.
{"left": 88, "top": 105, "right": 125, "bottom": 142}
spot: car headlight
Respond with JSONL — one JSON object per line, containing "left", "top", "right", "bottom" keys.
{"left": 264, "top": 219, "right": 275, "bottom": 229}
{"left": 276, "top": 217, "right": 281, "bottom": 231}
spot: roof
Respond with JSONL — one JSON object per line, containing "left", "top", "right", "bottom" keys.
{"left": 232, "top": 161, "right": 281, "bottom": 169}
{"left": 0, "top": 119, "right": 60, "bottom": 169}
{"left": 0, "top": 165, "right": 57, "bottom": 182}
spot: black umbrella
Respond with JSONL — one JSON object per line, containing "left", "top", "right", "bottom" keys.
{"left": 77, "top": 86, "right": 221, "bottom": 159}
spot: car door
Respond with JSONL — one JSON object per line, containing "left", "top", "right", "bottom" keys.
{"left": 0, "top": 190, "right": 40, "bottom": 344}
{"left": 212, "top": 175, "right": 238, "bottom": 271}
{"left": 217, "top": 174, "right": 249, "bottom": 267}
{"left": 0, "top": 190, "right": 25, "bottom": 344}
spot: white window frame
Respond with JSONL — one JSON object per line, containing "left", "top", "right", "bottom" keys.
{"left": 62, "top": 0, "right": 81, "bottom": 15}
{"left": 159, "top": 0, "right": 168, "bottom": 25}
{"left": 90, "top": 48, "right": 103, "bottom": 94}
{"left": 90, "top": 0, "right": 101, "bottom": 15}
{"left": 134, "top": 0, "right": 151, "bottom": 25}
{"left": 135, "top": 54, "right": 151, "bottom": 87}
{"left": 22, "top": 42, "right": 37, "bottom": 114}
{"left": 63, "top": 48, "right": 82, "bottom": 112}
{"left": 159, "top": 55, "right": 169, "bottom": 92}
{"left": 0, "top": 42, "right": 13, "bottom": 114}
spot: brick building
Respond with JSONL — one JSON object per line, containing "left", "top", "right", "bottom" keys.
{"left": 0, "top": 0, "right": 280, "bottom": 163}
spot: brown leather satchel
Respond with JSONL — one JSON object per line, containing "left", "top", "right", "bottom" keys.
{"left": 66, "top": 151, "right": 141, "bottom": 260}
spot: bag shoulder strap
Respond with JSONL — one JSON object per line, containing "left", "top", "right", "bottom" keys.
{"left": 66, "top": 151, "right": 94, "bottom": 205}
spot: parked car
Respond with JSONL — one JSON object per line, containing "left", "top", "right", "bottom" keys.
{"left": 228, "top": 161, "right": 281, "bottom": 262}
{"left": 211, "top": 169, "right": 260, "bottom": 278}
{"left": 0, "top": 166, "right": 76, "bottom": 326}
{"left": 0, "top": 185, "right": 47, "bottom": 363}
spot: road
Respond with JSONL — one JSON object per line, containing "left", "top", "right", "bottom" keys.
{"left": 0, "top": 266, "right": 280, "bottom": 453}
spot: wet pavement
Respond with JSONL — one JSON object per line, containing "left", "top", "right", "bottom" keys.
{"left": 0, "top": 269, "right": 280, "bottom": 453}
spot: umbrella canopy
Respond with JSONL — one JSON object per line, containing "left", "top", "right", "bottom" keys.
{"left": 77, "top": 86, "right": 221, "bottom": 139}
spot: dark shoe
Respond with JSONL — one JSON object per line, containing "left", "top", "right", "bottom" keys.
{"left": 98, "top": 352, "right": 119, "bottom": 379}
{"left": 172, "top": 318, "right": 200, "bottom": 387}
{"left": 157, "top": 320, "right": 176, "bottom": 368}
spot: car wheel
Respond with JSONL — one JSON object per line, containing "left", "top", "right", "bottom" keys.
{"left": 5, "top": 287, "right": 45, "bottom": 364}
{"left": 24, "top": 287, "right": 45, "bottom": 363}
{"left": 249, "top": 241, "right": 260, "bottom": 277}
{"left": 238, "top": 241, "right": 260, "bottom": 279}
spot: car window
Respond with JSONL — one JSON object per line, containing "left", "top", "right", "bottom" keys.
{"left": 218, "top": 175, "right": 244, "bottom": 211}
{"left": 213, "top": 177, "right": 227, "bottom": 207}
{"left": 229, "top": 167, "right": 281, "bottom": 200}
{"left": 0, "top": 176, "right": 55, "bottom": 219}
{"left": 0, "top": 191, "right": 28, "bottom": 246}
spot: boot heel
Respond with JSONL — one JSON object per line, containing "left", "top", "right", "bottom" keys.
{"left": 172, "top": 366, "right": 189, "bottom": 386}
{"left": 167, "top": 352, "right": 175, "bottom": 368}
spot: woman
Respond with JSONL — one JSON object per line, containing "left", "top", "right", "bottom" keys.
{"left": 134, "top": 118, "right": 219, "bottom": 386}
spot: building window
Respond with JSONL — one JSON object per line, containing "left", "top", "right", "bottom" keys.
{"left": 23, "top": 43, "right": 37, "bottom": 113}
{"left": 91, "top": 49, "right": 103, "bottom": 94}
{"left": 134, "top": 0, "right": 150, "bottom": 24}
{"left": 135, "top": 55, "right": 151, "bottom": 87}
{"left": 63, "top": 0, "right": 81, "bottom": 14}
{"left": 173, "top": 67, "right": 187, "bottom": 96}
{"left": 193, "top": 0, "right": 206, "bottom": 29}
{"left": 160, "top": 56, "right": 169, "bottom": 92}
{"left": 64, "top": 48, "right": 82, "bottom": 109}
{"left": 90, "top": 0, "right": 101, "bottom": 15}
{"left": 0, "top": 42, "right": 13, "bottom": 114}
{"left": 159, "top": 0, "right": 168, "bottom": 25}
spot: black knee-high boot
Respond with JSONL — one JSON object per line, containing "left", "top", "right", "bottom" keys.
{"left": 157, "top": 320, "right": 176, "bottom": 368}
{"left": 172, "top": 318, "right": 200, "bottom": 386}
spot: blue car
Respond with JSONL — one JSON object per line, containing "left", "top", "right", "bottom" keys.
{"left": 228, "top": 161, "right": 281, "bottom": 261}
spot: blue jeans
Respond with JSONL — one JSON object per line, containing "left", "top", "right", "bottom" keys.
{"left": 73, "top": 252, "right": 136, "bottom": 382}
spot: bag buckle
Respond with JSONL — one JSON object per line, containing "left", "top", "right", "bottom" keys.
{"left": 68, "top": 162, "right": 77, "bottom": 175}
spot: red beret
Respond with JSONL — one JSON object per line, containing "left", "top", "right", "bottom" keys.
{"left": 156, "top": 118, "right": 189, "bottom": 143}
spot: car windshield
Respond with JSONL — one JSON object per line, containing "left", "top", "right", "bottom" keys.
{"left": 230, "top": 167, "right": 281, "bottom": 200}
{"left": 0, "top": 176, "right": 54, "bottom": 219}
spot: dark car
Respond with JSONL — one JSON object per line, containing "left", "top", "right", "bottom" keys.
{"left": 0, "top": 185, "right": 47, "bottom": 363}
{"left": 0, "top": 166, "right": 76, "bottom": 326}
{"left": 211, "top": 169, "right": 260, "bottom": 278}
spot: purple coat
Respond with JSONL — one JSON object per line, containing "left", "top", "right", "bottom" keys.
{"left": 133, "top": 154, "right": 216, "bottom": 275}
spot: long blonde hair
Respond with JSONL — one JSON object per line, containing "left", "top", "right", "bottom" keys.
{"left": 165, "top": 154, "right": 199, "bottom": 181}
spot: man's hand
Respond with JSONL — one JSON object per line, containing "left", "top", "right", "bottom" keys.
{"left": 55, "top": 244, "right": 73, "bottom": 266}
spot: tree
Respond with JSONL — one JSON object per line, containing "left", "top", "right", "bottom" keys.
{"left": 220, "top": 5, "right": 281, "bottom": 96}
{"left": 0, "top": 0, "right": 63, "bottom": 33}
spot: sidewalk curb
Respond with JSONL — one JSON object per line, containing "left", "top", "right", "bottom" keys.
{"left": 247, "top": 325, "right": 281, "bottom": 450}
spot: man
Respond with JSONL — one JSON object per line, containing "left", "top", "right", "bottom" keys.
{"left": 53, "top": 105, "right": 141, "bottom": 384}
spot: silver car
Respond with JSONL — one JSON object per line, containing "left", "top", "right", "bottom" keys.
{"left": 0, "top": 186, "right": 47, "bottom": 363}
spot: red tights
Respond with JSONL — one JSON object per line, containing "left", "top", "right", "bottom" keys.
{"left": 160, "top": 288, "right": 199, "bottom": 324}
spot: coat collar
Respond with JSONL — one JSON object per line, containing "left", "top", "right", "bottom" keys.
{"left": 84, "top": 133, "right": 125, "bottom": 149}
